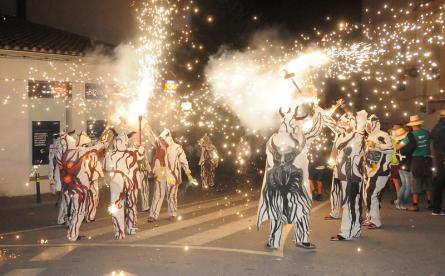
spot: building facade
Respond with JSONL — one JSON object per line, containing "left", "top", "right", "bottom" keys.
{"left": 0, "top": 16, "right": 112, "bottom": 196}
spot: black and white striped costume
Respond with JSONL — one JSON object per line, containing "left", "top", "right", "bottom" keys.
{"left": 257, "top": 103, "right": 339, "bottom": 248}
{"left": 334, "top": 110, "right": 368, "bottom": 240}
{"left": 363, "top": 115, "right": 392, "bottom": 228}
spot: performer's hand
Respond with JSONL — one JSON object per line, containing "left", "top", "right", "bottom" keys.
{"left": 335, "top": 98, "right": 345, "bottom": 107}
{"left": 187, "top": 173, "right": 199, "bottom": 186}
{"left": 366, "top": 140, "right": 376, "bottom": 148}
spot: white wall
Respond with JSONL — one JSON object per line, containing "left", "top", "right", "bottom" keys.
{"left": 0, "top": 54, "right": 107, "bottom": 196}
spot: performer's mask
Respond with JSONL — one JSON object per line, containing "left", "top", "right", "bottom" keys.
{"left": 270, "top": 133, "right": 300, "bottom": 165}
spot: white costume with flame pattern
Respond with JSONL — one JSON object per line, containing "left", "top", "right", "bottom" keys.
{"left": 76, "top": 131, "right": 104, "bottom": 222}
{"left": 55, "top": 132, "right": 107, "bottom": 241}
{"left": 104, "top": 131, "right": 144, "bottom": 239}
{"left": 149, "top": 129, "right": 192, "bottom": 220}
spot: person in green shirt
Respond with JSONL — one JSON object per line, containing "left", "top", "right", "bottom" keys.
{"left": 406, "top": 115, "right": 433, "bottom": 211}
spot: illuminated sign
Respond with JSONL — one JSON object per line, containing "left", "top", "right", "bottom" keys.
{"left": 164, "top": 80, "right": 178, "bottom": 93}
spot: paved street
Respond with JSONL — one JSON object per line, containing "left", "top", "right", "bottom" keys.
{"left": 0, "top": 184, "right": 444, "bottom": 276}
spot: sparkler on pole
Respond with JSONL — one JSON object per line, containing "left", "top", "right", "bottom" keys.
{"left": 138, "top": 115, "right": 143, "bottom": 145}
{"left": 283, "top": 69, "right": 302, "bottom": 94}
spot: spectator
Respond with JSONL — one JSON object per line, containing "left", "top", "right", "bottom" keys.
{"left": 431, "top": 109, "right": 445, "bottom": 215}
{"left": 389, "top": 125, "right": 402, "bottom": 204}
{"left": 406, "top": 115, "right": 433, "bottom": 211}
{"left": 395, "top": 127, "right": 416, "bottom": 210}
{"left": 309, "top": 146, "right": 326, "bottom": 201}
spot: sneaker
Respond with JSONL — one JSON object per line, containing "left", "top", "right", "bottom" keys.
{"left": 408, "top": 206, "right": 419, "bottom": 212}
{"left": 432, "top": 210, "right": 445, "bottom": 216}
{"left": 394, "top": 200, "right": 401, "bottom": 209}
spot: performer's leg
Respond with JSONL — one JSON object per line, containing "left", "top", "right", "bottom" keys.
{"left": 363, "top": 176, "right": 373, "bottom": 223}
{"left": 209, "top": 164, "right": 216, "bottom": 187}
{"left": 67, "top": 191, "right": 87, "bottom": 242}
{"left": 57, "top": 192, "right": 68, "bottom": 225}
{"left": 86, "top": 180, "right": 99, "bottom": 222}
{"left": 125, "top": 187, "right": 138, "bottom": 235}
{"left": 149, "top": 179, "right": 166, "bottom": 220}
{"left": 368, "top": 175, "right": 388, "bottom": 227}
{"left": 110, "top": 178, "right": 125, "bottom": 239}
{"left": 294, "top": 213, "right": 310, "bottom": 244}
{"left": 140, "top": 173, "right": 150, "bottom": 212}
{"left": 329, "top": 178, "right": 342, "bottom": 218}
{"left": 167, "top": 184, "right": 179, "bottom": 218}
{"left": 339, "top": 181, "right": 362, "bottom": 239}
{"left": 268, "top": 219, "right": 284, "bottom": 248}
{"left": 200, "top": 165, "right": 208, "bottom": 189}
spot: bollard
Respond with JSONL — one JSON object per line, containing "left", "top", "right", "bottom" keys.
{"left": 35, "top": 172, "right": 41, "bottom": 203}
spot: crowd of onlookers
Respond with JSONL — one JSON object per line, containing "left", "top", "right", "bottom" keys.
{"left": 389, "top": 110, "right": 445, "bottom": 215}
{"left": 309, "top": 109, "right": 445, "bottom": 216}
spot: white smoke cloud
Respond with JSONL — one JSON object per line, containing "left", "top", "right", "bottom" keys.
{"left": 204, "top": 32, "right": 327, "bottom": 133}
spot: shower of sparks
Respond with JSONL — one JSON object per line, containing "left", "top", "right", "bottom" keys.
{"left": 2, "top": 1, "right": 445, "bottom": 185}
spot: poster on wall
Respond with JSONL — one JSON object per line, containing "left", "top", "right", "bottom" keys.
{"left": 32, "top": 121, "right": 60, "bottom": 165}
{"left": 87, "top": 120, "right": 107, "bottom": 141}
{"left": 28, "top": 80, "right": 72, "bottom": 98}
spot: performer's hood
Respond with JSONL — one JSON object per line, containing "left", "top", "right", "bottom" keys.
{"left": 76, "top": 131, "right": 91, "bottom": 147}
{"left": 113, "top": 131, "right": 132, "bottom": 151}
{"left": 60, "top": 132, "right": 77, "bottom": 151}
{"left": 356, "top": 110, "right": 368, "bottom": 131}
{"left": 366, "top": 114, "right": 380, "bottom": 134}
{"left": 159, "top": 128, "right": 174, "bottom": 146}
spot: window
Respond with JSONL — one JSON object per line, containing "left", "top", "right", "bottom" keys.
{"left": 28, "top": 80, "right": 72, "bottom": 98}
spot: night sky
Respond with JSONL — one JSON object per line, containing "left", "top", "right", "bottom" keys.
{"left": 194, "top": 0, "right": 362, "bottom": 51}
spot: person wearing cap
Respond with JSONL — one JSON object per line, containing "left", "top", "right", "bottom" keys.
{"left": 406, "top": 115, "right": 433, "bottom": 211}
{"left": 395, "top": 127, "right": 416, "bottom": 210}
{"left": 430, "top": 109, "right": 445, "bottom": 215}
{"left": 147, "top": 128, "right": 195, "bottom": 222}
